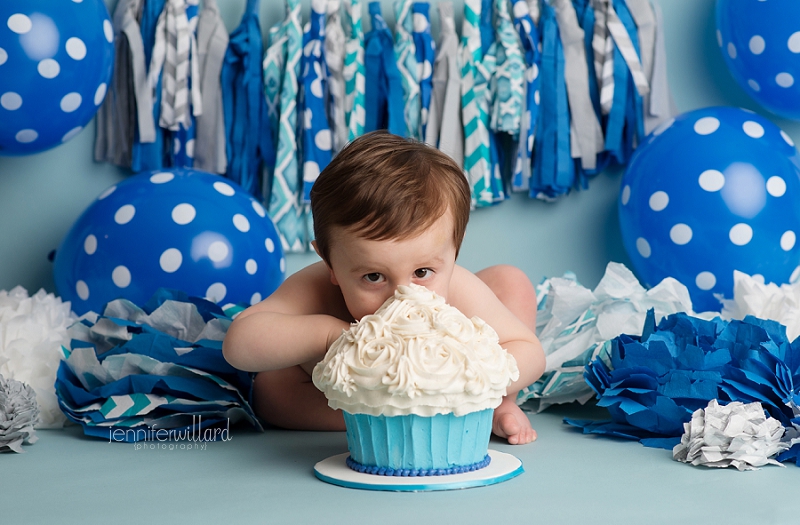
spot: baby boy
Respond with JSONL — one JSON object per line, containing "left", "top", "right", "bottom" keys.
{"left": 223, "top": 131, "right": 546, "bottom": 444}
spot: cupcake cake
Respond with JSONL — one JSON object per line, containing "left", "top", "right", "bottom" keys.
{"left": 312, "top": 284, "right": 519, "bottom": 476}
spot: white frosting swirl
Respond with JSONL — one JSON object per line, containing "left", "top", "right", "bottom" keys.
{"left": 312, "top": 284, "right": 519, "bottom": 417}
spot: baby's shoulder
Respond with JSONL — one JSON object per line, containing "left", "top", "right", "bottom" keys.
{"left": 447, "top": 265, "right": 495, "bottom": 313}
{"left": 257, "top": 262, "right": 347, "bottom": 317}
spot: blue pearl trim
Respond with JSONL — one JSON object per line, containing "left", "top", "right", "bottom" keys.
{"left": 345, "top": 454, "right": 492, "bottom": 476}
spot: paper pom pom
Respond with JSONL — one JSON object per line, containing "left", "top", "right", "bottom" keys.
{"left": 720, "top": 270, "right": 800, "bottom": 341}
{"left": 0, "top": 287, "right": 77, "bottom": 428}
{"left": 0, "top": 374, "right": 40, "bottom": 453}
{"left": 568, "top": 310, "right": 800, "bottom": 456}
{"left": 55, "top": 289, "right": 261, "bottom": 441}
{"left": 673, "top": 400, "right": 787, "bottom": 470}
{"left": 518, "top": 262, "right": 694, "bottom": 412}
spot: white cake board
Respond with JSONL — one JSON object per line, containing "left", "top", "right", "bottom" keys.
{"left": 313, "top": 449, "right": 523, "bottom": 492}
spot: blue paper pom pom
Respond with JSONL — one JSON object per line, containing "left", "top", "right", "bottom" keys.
{"left": 55, "top": 289, "right": 262, "bottom": 442}
{"left": 569, "top": 310, "right": 800, "bottom": 464}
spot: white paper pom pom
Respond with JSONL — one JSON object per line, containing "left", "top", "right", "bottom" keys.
{"left": 673, "top": 399, "right": 788, "bottom": 470}
{"left": 719, "top": 270, "right": 800, "bottom": 340}
{"left": 0, "top": 374, "right": 40, "bottom": 452}
{"left": 0, "top": 287, "right": 77, "bottom": 428}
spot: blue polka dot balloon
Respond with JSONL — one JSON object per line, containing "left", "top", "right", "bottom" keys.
{"left": 619, "top": 106, "right": 800, "bottom": 312}
{"left": 0, "top": 0, "right": 113, "bottom": 155}
{"left": 53, "top": 169, "right": 285, "bottom": 315}
{"left": 717, "top": 0, "right": 800, "bottom": 120}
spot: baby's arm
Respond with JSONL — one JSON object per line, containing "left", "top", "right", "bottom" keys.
{"left": 449, "top": 267, "right": 545, "bottom": 445}
{"left": 449, "top": 268, "right": 545, "bottom": 391}
{"left": 222, "top": 263, "right": 351, "bottom": 372}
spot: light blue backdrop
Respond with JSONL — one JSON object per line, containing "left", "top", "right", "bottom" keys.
{"left": 1, "top": 0, "right": 798, "bottom": 301}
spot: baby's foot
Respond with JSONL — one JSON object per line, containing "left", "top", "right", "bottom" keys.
{"left": 492, "top": 397, "right": 537, "bottom": 445}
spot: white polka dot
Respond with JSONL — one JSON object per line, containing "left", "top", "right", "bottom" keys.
{"left": 72, "top": 0, "right": 84, "bottom": 3}
{"left": 114, "top": 204, "right": 136, "bottom": 224}
{"left": 670, "top": 224, "right": 693, "bottom": 245}
{"left": 38, "top": 59, "right": 60, "bottom": 78}
{"left": 250, "top": 292, "right": 262, "bottom": 305}
{"left": 160, "top": 248, "right": 183, "bottom": 273}
{"left": 185, "top": 139, "right": 195, "bottom": 158}
{"left": 104, "top": 19, "right": 113, "bottom": 43}
{"left": 150, "top": 172, "right": 174, "bottom": 184}
{"left": 752, "top": 274, "right": 765, "bottom": 284}
{"left": 782, "top": 231, "right": 797, "bottom": 251}
{"left": 246, "top": 259, "right": 258, "bottom": 275}
{"left": 62, "top": 126, "right": 82, "bottom": 143}
{"left": 421, "top": 60, "right": 432, "bottom": 80}
{"left": 265, "top": 238, "right": 275, "bottom": 253}
{"left": 534, "top": 90, "right": 540, "bottom": 105}
{"left": 767, "top": 176, "right": 787, "bottom": 197}
{"left": 66, "top": 37, "right": 87, "bottom": 60}
{"left": 304, "top": 161, "right": 320, "bottom": 183}
{"left": 513, "top": 0, "right": 529, "bottom": 18}
{"left": 94, "top": 83, "right": 107, "bottom": 105}
{"left": 781, "top": 130, "right": 795, "bottom": 146}
{"left": 412, "top": 12, "right": 427, "bottom": 32}
{"left": 15, "top": 129, "right": 37, "bottom": 143}
{"left": 98, "top": 185, "right": 116, "bottom": 200}
{"left": 206, "top": 282, "right": 227, "bottom": 303}
{"left": 208, "top": 241, "right": 229, "bottom": 262}
{"left": 1, "top": 92, "right": 22, "bottom": 110}
{"left": 0, "top": 48, "right": 7, "bottom": 65}
{"left": 112, "top": 266, "right": 131, "bottom": 288}
{"left": 315, "top": 129, "right": 332, "bottom": 151}
{"left": 652, "top": 118, "right": 674, "bottom": 136}
{"left": 694, "top": 117, "right": 720, "bottom": 135}
{"left": 649, "top": 191, "right": 669, "bottom": 211}
{"left": 636, "top": 237, "right": 651, "bottom": 258}
{"left": 749, "top": 35, "right": 765, "bottom": 54}
{"left": 727, "top": 42, "right": 737, "bottom": 59}
{"left": 777, "top": 72, "right": 794, "bottom": 88}
{"left": 172, "top": 203, "right": 196, "bottom": 225}
{"left": 742, "top": 121, "right": 764, "bottom": 139}
{"left": 695, "top": 272, "right": 717, "bottom": 291}
{"left": 748, "top": 79, "right": 760, "bottom": 91}
{"left": 531, "top": 63, "right": 539, "bottom": 80}
{"left": 699, "top": 170, "right": 725, "bottom": 192}
{"left": 84, "top": 234, "right": 97, "bottom": 255}
{"left": 76, "top": 280, "right": 89, "bottom": 301}
{"left": 621, "top": 185, "right": 631, "bottom": 205}
{"left": 8, "top": 14, "right": 32, "bottom": 34}
{"left": 280, "top": 258, "right": 286, "bottom": 273}
{"left": 173, "top": 137, "right": 181, "bottom": 154}
{"left": 729, "top": 223, "right": 753, "bottom": 246}
{"left": 789, "top": 32, "right": 800, "bottom": 53}
{"left": 214, "top": 181, "right": 235, "bottom": 196}
{"left": 716, "top": 30, "right": 722, "bottom": 47}
{"left": 233, "top": 214, "right": 250, "bottom": 232}
{"left": 252, "top": 200, "right": 266, "bottom": 217}
{"left": 60, "top": 92, "right": 82, "bottom": 112}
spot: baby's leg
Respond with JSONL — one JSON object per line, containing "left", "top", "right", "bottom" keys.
{"left": 253, "top": 366, "right": 345, "bottom": 431}
{"left": 475, "top": 265, "right": 538, "bottom": 445}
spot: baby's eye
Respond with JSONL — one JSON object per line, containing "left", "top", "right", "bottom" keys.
{"left": 414, "top": 268, "right": 433, "bottom": 279}
{"left": 363, "top": 273, "right": 384, "bottom": 283}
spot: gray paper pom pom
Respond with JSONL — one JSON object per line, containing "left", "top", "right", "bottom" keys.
{"left": 0, "top": 374, "right": 40, "bottom": 453}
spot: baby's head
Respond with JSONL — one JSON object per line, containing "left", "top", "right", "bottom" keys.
{"left": 310, "top": 131, "right": 471, "bottom": 319}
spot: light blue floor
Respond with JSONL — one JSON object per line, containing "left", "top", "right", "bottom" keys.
{"left": 4, "top": 403, "right": 796, "bottom": 525}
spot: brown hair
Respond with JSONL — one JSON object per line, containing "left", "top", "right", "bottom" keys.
{"left": 310, "top": 131, "right": 471, "bottom": 265}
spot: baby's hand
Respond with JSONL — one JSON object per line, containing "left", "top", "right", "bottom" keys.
{"left": 492, "top": 397, "right": 537, "bottom": 445}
